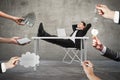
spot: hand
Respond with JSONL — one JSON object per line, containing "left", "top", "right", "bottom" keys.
{"left": 92, "top": 36, "right": 103, "bottom": 51}
{"left": 82, "top": 60, "right": 101, "bottom": 80}
{"left": 10, "top": 37, "right": 30, "bottom": 45}
{"left": 10, "top": 37, "right": 21, "bottom": 45}
{"left": 96, "top": 4, "right": 115, "bottom": 20}
{"left": 82, "top": 60, "right": 94, "bottom": 76}
{"left": 4, "top": 57, "right": 20, "bottom": 70}
{"left": 12, "top": 17, "right": 25, "bottom": 25}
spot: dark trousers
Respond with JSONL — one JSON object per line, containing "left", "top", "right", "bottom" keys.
{"left": 40, "top": 32, "right": 75, "bottom": 48}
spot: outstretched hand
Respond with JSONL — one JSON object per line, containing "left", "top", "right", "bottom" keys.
{"left": 4, "top": 56, "right": 20, "bottom": 70}
{"left": 10, "top": 37, "right": 30, "bottom": 45}
{"left": 82, "top": 60, "right": 101, "bottom": 80}
{"left": 92, "top": 36, "right": 103, "bottom": 51}
{"left": 82, "top": 60, "right": 94, "bottom": 76}
{"left": 12, "top": 17, "right": 25, "bottom": 25}
{"left": 10, "top": 37, "right": 21, "bottom": 45}
{"left": 96, "top": 4, "right": 115, "bottom": 20}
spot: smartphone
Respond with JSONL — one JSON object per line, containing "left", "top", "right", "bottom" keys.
{"left": 21, "top": 18, "right": 28, "bottom": 24}
{"left": 17, "top": 38, "right": 31, "bottom": 45}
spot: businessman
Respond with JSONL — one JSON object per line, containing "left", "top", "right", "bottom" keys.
{"left": 0, "top": 57, "right": 19, "bottom": 73}
{"left": 37, "top": 21, "right": 91, "bottom": 49}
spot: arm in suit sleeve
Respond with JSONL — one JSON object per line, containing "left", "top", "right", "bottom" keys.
{"left": 72, "top": 24, "right": 77, "bottom": 31}
{"left": 83, "top": 23, "right": 92, "bottom": 33}
{"left": 0, "top": 63, "right": 2, "bottom": 73}
{"left": 70, "top": 24, "right": 77, "bottom": 36}
{"left": 103, "top": 47, "right": 120, "bottom": 61}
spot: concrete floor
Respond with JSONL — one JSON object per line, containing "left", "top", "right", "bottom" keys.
{"left": 0, "top": 60, "right": 120, "bottom": 80}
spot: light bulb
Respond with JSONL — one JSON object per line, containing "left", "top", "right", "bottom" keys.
{"left": 91, "top": 28, "right": 99, "bottom": 36}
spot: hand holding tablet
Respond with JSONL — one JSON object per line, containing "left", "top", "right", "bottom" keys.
{"left": 17, "top": 38, "right": 31, "bottom": 45}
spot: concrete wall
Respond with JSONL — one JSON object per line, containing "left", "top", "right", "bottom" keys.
{"left": 0, "top": 0, "right": 120, "bottom": 61}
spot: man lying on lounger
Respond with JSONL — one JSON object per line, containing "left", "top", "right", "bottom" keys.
{"left": 37, "top": 21, "right": 91, "bottom": 49}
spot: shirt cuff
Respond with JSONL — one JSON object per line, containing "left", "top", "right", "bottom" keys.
{"left": 100, "top": 45, "right": 106, "bottom": 55}
{"left": 1, "top": 63, "right": 6, "bottom": 73}
{"left": 113, "top": 11, "right": 119, "bottom": 23}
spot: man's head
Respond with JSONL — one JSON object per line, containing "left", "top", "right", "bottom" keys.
{"left": 77, "top": 21, "right": 86, "bottom": 30}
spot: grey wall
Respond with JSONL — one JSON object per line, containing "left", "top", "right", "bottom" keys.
{"left": 0, "top": 0, "right": 120, "bottom": 61}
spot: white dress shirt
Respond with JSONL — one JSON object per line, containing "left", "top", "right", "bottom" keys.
{"left": 100, "top": 45, "right": 107, "bottom": 55}
{"left": 1, "top": 63, "right": 6, "bottom": 73}
{"left": 113, "top": 11, "right": 119, "bottom": 23}
{"left": 70, "top": 30, "right": 78, "bottom": 43}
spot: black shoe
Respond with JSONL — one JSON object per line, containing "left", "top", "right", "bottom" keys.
{"left": 37, "top": 22, "right": 45, "bottom": 36}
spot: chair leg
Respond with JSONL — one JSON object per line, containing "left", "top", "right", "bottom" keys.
{"left": 62, "top": 48, "right": 74, "bottom": 64}
{"left": 71, "top": 50, "right": 82, "bottom": 63}
{"left": 62, "top": 48, "right": 82, "bottom": 64}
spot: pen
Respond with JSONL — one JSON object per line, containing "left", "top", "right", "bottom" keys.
{"left": 86, "top": 64, "right": 93, "bottom": 67}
